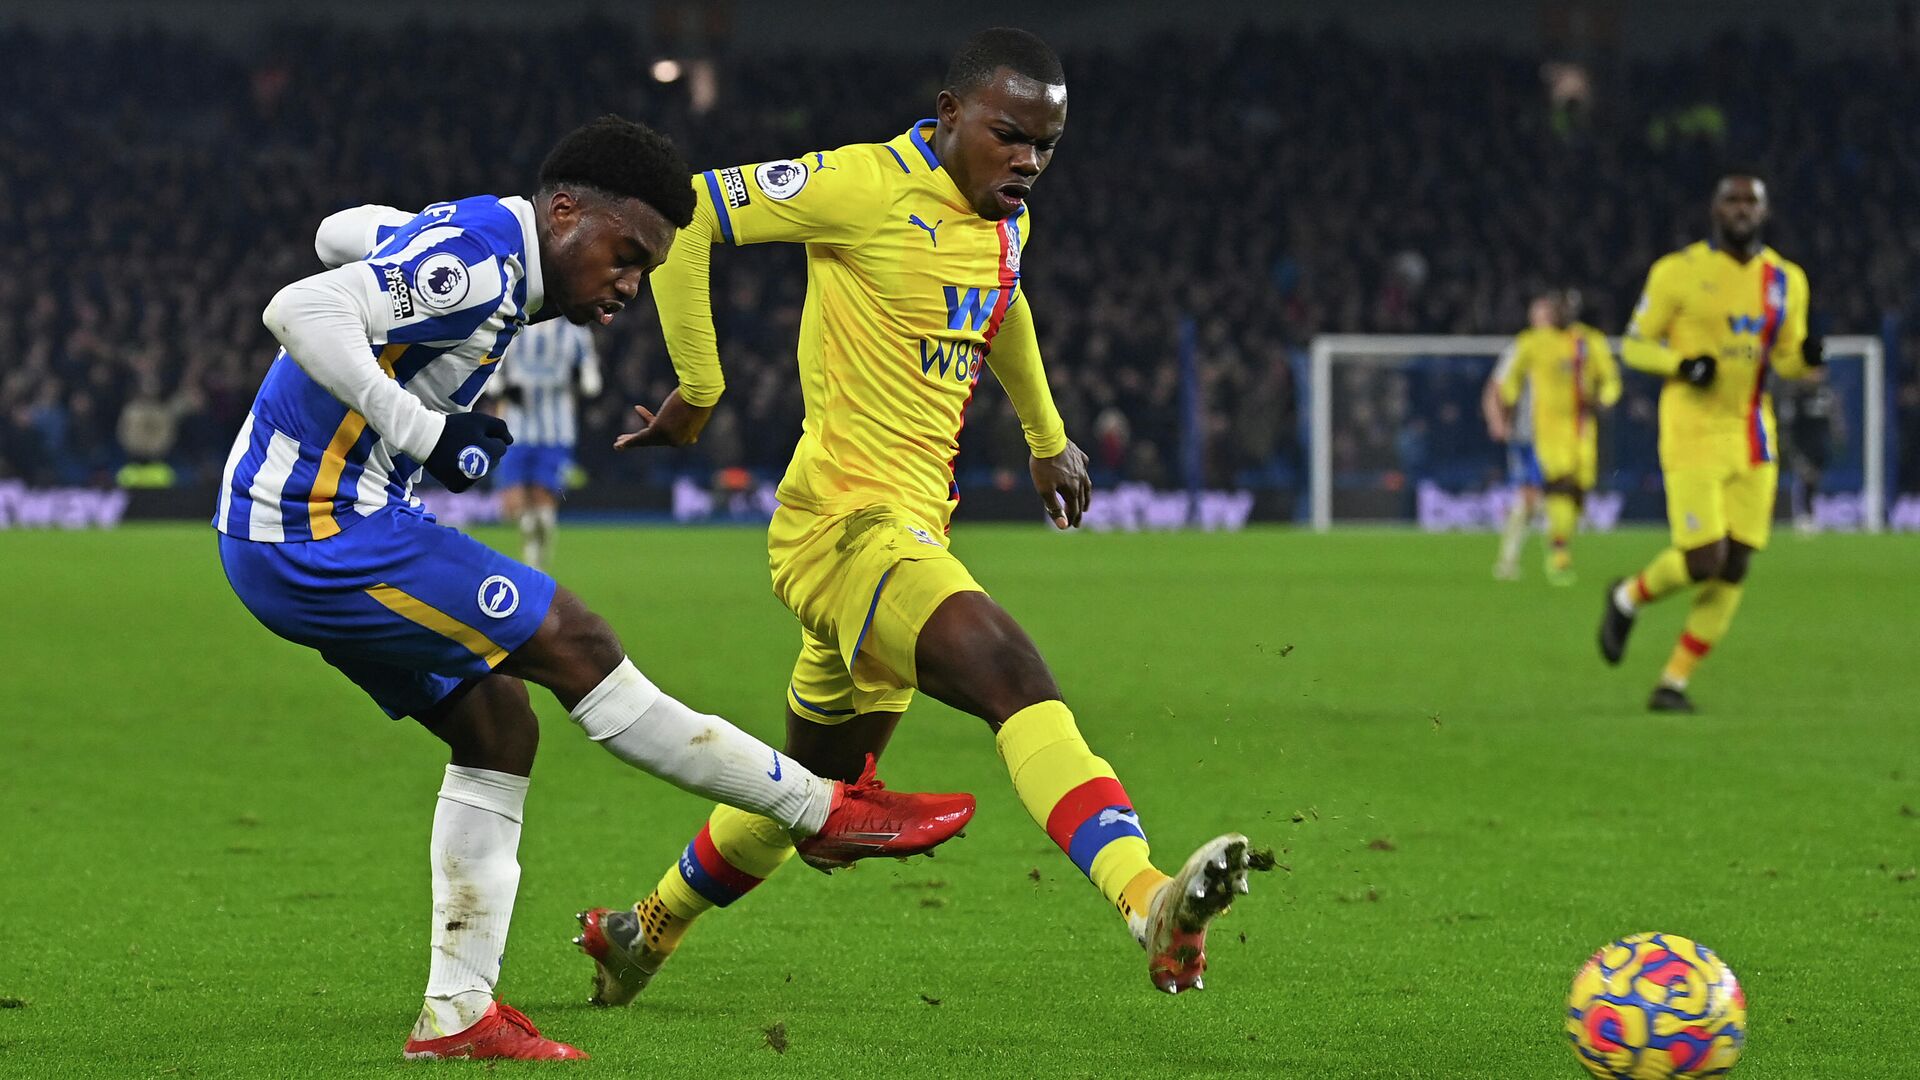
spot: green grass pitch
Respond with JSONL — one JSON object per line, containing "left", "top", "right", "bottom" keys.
{"left": 3, "top": 523, "right": 1916, "bottom": 1078}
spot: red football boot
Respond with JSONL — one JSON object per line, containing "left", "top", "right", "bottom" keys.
{"left": 794, "top": 754, "right": 975, "bottom": 871}
{"left": 401, "top": 1001, "right": 587, "bottom": 1061}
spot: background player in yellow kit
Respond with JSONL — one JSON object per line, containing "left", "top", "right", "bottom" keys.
{"left": 1598, "top": 173, "right": 1822, "bottom": 711}
{"left": 574, "top": 28, "right": 1261, "bottom": 1000}
{"left": 1497, "top": 288, "right": 1620, "bottom": 585}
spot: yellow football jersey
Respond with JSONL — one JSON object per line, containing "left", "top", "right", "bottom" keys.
{"left": 1622, "top": 241, "right": 1812, "bottom": 466}
{"left": 1498, "top": 322, "right": 1621, "bottom": 444}
{"left": 650, "top": 119, "right": 1066, "bottom": 533}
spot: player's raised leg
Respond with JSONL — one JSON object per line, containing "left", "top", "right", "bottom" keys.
{"left": 498, "top": 587, "right": 973, "bottom": 858}
{"left": 578, "top": 644, "right": 907, "bottom": 1005}
{"left": 910, "top": 585, "right": 1259, "bottom": 993}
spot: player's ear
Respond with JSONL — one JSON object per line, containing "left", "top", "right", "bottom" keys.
{"left": 545, "top": 189, "right": 581, "bottom": 233}
{"left": 935, "top": 89, "right": 962, "bottom": 125}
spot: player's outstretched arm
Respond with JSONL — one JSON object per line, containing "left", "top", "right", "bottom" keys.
{"left": 650, "top": 150, "right": 896, "bottom": 412}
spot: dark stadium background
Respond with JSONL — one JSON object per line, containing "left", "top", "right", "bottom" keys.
{"left": 2, "top": 0, "right": 1916, "bottom": 524}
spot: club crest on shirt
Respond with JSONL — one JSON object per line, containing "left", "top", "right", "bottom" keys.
{"left": 413, "top": 252, "right": 471, "bottom": 311}
{"left": 754, "top": 159, "right": 809, "bottom": 201}
{"left": 477, "top": 575, "right": 520, "bottom": 619}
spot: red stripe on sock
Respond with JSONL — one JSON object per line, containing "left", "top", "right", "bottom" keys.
{"left": 691, "top": 823, "right": 764, "bottom": 896}
{"left": 1044, "top": 776, "right": 1131, "bottom": 851}
{"left": 1633, "top": 574, "right": 1652, "bottom": 603}
{"left": 1678, "top": 632, "right": 1712, "bottom": 657}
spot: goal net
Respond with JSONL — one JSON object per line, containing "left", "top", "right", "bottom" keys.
{"left": 1306, "top": 334, "right": 1886, "bottom": 533}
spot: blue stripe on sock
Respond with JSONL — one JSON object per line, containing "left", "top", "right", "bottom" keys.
{"left": 677, "top": 840, "right": 741, "bottom": 907}
{"left": 1064, "top": 805, "right": 1147, "bottom": 877}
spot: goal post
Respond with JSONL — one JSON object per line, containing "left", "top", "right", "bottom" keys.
{"left": 1307, "top": 333, "right": 1886, "bottom": 533}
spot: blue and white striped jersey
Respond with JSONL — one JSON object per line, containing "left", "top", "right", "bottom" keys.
{"left": 216, "top": 195, "right": 542, "bottom": 542}
{"left": 499, "top": 320, "right": 598, "bottom": 448}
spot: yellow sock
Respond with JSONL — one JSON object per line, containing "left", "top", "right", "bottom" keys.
{"left": 995, "top": 701, "right": 1168, "bottom": 934}
{"left": 1629, "top": 547, "right": 1692, "bottom": 607}
{"left": 1662, "top": 581, "right": 1744, "bottom": 688}
{"left": 1546, "top": 494, "right": 1578, "bottom": 569}
{"left": 653, "top": 804, "right": 795, "bottom": 925}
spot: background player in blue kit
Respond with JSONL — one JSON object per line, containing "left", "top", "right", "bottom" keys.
{"left": 213, "top": 115, "right": 974, "bottom": 1062}
{"left": 492, "top": 318, "right": 601, "bottom": 569}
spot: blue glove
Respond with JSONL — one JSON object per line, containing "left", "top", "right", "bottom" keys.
{"left": 425, "top": 411, "right": 513, "bottom": 492}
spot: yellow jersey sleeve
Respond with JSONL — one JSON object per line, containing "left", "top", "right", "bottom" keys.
{"left": 1622, "top": 254, "right": 1686, "bottom": 377}
{"left": 1497, "top": 334, "right": 1530, "bottom": 406}
{"left": 650, "top": 150, "right": 896, "bottom": 407}
{"left": 1768, "top": 262, "right": 1814, "bottom": 378}
{"left": 982, "top": 290, "right": 1067, "bottom": 459}
{"left": 1588, "top": 327, "right": 1623, "bottom": 408}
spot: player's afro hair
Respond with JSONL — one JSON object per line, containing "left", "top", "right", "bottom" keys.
{"left": 539, "top": 114, "right": 696, "bottom": 228}
{"left": 945, "top": 27, "right": 1065, "bottom": 97}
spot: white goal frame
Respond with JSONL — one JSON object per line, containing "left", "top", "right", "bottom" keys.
{"left": 1307, "top": 334, "right": 1887, "bottom": 533}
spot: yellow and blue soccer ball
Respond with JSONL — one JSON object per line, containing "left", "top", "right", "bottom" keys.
{"left": 1566, "top": 932, "right": 1746, "bottom": 1078}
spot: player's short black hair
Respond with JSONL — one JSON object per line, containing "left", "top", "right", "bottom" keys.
{"left": 538, "top": 114, "right": 696, "bottom": 228}
{"left": 1714, "top": 167, "right": 1767, "bottom": 192}
{"left": 945, "top": 27, "right": 1065, "bottom": 96}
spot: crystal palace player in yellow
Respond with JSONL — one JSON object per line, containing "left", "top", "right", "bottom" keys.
{"left": 1497, "top": 288, "right": 1621, "bottom": 585}
{"left": 1599, "top": 174, "right": 1822, "bottom": 712}
{"left": 573, "top": 28, "right": 1262, "bottom": 999}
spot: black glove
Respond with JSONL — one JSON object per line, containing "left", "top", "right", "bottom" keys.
{"left": 1803, "top": 338, "right": 1825, "bottom": 368}
{"left": 425, "top": 411, "right": 513, "bottom": 492}
{"left": 1677, "top": 355, "right": 1716, "bottom": 388}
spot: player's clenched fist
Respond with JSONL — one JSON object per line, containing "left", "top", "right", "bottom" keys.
{"left": 427, "top": 411, "right": 514, "bottom": 491}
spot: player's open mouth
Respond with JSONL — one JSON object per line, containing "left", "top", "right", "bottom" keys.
{"left": 596, "top": 301, "right": 624, "bottom": 325}
{"left": 996, "top": 183, "right": 1030, "bottom": 210}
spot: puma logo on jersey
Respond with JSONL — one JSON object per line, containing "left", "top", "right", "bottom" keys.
{"left": 908, "top": 214, "right": 942, "bottom": 247}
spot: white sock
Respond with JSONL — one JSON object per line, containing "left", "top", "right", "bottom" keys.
{"left": 1612, "top": 581, "right": 1639, "bottom": 615}
{"left": 519, "top": 509, "right": 544, "bottom": 571}
{"left": 1496, "top": 498, "right": 1528, "bottom": 566}
{"left": 415, "top": 766, "right": 528, "bottom": 1040}
{"left": 569, "top": 658, "right": 833, "bottom": 834}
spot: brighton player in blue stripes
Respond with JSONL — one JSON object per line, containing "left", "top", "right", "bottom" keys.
{"left": 492, "top": 318, "right": 601, "bottom": 569}
{"left": 213, "top": 115, "right": 973, "bottom": 1062}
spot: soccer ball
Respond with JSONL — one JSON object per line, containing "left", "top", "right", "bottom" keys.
{"left": 1566, "top": 932, "right": 1746, "bottom": 1078}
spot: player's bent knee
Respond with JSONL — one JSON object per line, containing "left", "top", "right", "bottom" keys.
{"left": 500, "top": 586, "right": 626, "bottom": 705}
{"left": 419, "top": 675, "right": 540, "bottom": 776}
{"left": 1719, "top": 543, "right": 1754, "bottom": 584}
{"left": 916, "top": 592, "right": 1061, "bottom": 728}
{"left": 1684, "top": 540, "right": 1728, "bottom": 582}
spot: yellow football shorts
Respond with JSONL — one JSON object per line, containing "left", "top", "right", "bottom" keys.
{"left": 1532, "top": 428, "right": 1598, "bottom": 491}
{"left": 1663, "top": 460, "right": 1779, "bottom": 551}
{"left": 768, "top": 504, "right": 983, "bottom": 724}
